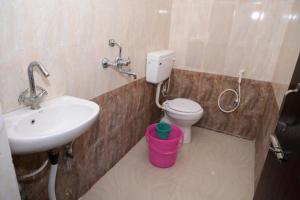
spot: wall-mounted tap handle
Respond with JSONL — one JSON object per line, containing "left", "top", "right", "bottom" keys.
{"left": 102, "top": 58, "right": 117, "bottom": 68}
{"left": 117, "top": 57, "right": 131, "bottom": 67}
{"left": 124, "top": 57, "right": 131, "bottom": 64}
{"left": 102, "top": 58, "right": 110, "bottom": 68}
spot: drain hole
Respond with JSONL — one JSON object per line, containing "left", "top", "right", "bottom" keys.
{"left": 31, "top": 119, "right": 36, "bottom": 124}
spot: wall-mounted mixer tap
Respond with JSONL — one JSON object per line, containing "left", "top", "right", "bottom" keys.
{"left": 102, "top": 39, "right": 137, "bottom": 79}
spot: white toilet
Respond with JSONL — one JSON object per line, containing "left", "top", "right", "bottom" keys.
{"left": 146, "top": 50, "right": 204, "bottom": 143}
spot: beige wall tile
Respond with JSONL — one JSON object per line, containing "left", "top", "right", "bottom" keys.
{"left": 169, "top": 0, "right": 296, "bottom": 82}
{"left": 271, "top": 1, "right": 300, "bottom": 106}
{"left": 2, "top": 0, "right": 299, "bottom": 112}
{"left": 0, "top": 0, "right": 172, "bottom": 112}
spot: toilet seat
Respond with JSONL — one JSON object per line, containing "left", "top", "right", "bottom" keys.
{"left": 162, "top": 98, "right": 204, "bottom": 143}
{"left": 164, "top": 98, "right": 202, "bottom": 114}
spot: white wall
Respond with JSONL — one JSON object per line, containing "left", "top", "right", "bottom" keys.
{"left": 0, "top": 0, "right": 172, "bottom": 113}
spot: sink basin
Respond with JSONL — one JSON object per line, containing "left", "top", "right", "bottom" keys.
{"left": 4, "top": 96, "right": 100, "bottom": 154}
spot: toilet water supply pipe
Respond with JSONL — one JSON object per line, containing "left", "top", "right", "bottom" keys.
{"left": 156, "top": 82, "right": 164, "bottom": 109}
{"left": 161, "top": 77, "right": 171, "bottom": 97}
{"left": 218, "top": 70, "right": 245, "bottom": 113}
{"left": 156, "top": 78, "right": 171, "bottom": 110}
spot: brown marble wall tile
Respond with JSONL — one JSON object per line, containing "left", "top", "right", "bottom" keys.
{"left": 169, "top": 68, "right": 273, "bottom": 140}
{"left": 13, "top": 78, "right": 160, "bottom": 200}
{"left": 169, "top": 68, "right": 279, "bottom": 190}
{"left": 254, "top": 91, "right": 279, "bottom": 188}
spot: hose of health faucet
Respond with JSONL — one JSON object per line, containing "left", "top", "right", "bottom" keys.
{"left": 218, "top": 70, "right": 244, "bottom": 113}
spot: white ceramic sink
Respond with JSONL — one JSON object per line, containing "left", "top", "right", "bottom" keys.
{"left": 4, "top": 96, "right": 100, "bottom": 154}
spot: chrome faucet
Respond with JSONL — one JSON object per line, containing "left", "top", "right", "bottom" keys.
{"left": 109, "top": 39, "right": 123, "bottom": 62}
{"left": 102, "top": 39, "right": 136, "bottom": 79}
{"left": 18, "top": 61, "right": 50, "bottom": 109}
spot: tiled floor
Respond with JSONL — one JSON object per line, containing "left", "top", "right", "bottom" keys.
{"left": 80, "top": 127, "right": 254, "bottom": 200}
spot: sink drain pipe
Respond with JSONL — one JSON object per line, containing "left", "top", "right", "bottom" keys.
{"left": 48, "top": 151, "right": 59, "bottom": 200}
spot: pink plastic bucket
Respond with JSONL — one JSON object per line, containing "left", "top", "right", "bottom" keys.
{"left": 146, "top": 124, "right": 183, "bottom": 168}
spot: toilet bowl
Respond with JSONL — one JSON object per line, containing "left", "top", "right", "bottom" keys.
{"left": 145, "top": 50, "right": 204, "bottom": 143}
{"left": 161, "top": 98, "right": 203, "bottom": 143}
